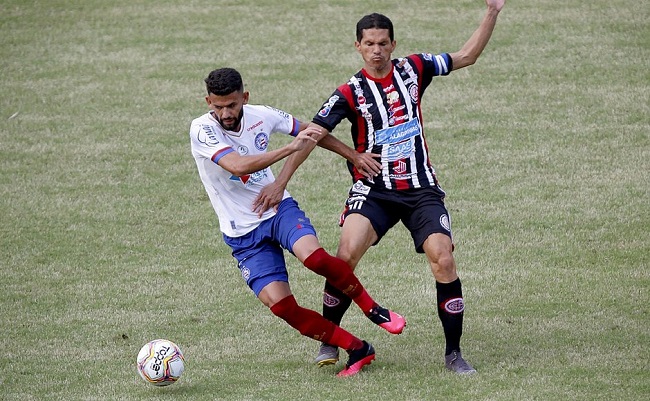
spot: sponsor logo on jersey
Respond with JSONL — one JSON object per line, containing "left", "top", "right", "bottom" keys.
{"left": 318, "top": 95, "right": 339, "bottom": 117}
{"left": 374, "top": 118, "right": 421, "bottom": 145}
{"left": 388, "top": 172, "right": 417, "bottom": 180}
{"left": 198, "top": 124, "right": 220, "bottom": 146}
{"left": 386, "top": 141, "right": 414, "bottom": 162}
{"left": 386, "top": 91, "right": 400, "bottom": 105}
{"left": 442, "top": 297, "right": 464, "bottom": 314}
{"left": 394, "top": 160, "right": 407, "bottom": 174}
{"left": 247, "top": 120, "right": 263, "bottom": 131}
{"left": 237, "top": 145, "right": 249, "bottom": 155}
{"left": 351, "top": 180, "right": 371, "bottom": 195}
{"left": 388, "top": 104, "right": 408, "bottom": 126}
{"left": 254, "top": 132, "right": 269, "bottom": 151}
{"left": 264, "top": 105, "right": 291, "bottom": 120}
{"left": 229, "top": 169, "right": 268, "bottom": 186}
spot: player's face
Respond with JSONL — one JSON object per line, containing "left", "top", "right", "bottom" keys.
{"left": 206, "top": 90, "right": 249, "bottom": 131}
{"left": 355, "top": 28, "right": 396, "bottom": 78}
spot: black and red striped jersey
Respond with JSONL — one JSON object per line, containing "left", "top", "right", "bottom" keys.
{"left": 313, "top": 52, "right": 453, "bottom": 191}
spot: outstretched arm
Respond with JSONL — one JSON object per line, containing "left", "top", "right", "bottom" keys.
{"left": 217, "top": 126, "right": 321, "bottom": 177}
{"left": 251, "top": 122, "right": 322, "bottom": 216}
{"left": 252, "top": 122, "right": 381, "bottom": 216}
{"left": 449, "top": 0, "right": 505, "bottom": 70}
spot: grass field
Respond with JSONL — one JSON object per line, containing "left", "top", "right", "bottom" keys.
{"left": 1, "top": 0, "right": 648, "bottom": 400}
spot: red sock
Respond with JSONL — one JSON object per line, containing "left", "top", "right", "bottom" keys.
{"left": 270, "top": 295, "right": 363, "bottom": 351}
{"left": 303, "top": 248, "right": 377, "bottom": 313}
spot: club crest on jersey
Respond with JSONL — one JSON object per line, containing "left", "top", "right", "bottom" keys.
{"left": 408, "top": 84, "right": 419, "bottom": 103}
{"left": 408, "top": 84, "right": 420, "bottom": 103}
{"left": 254, "top": 132, "right": 269, "bottom": 151}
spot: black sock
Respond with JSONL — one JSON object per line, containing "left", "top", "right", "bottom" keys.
{"left": 322, "top": 280, "right": 353, "bottom": 327}
{"left": 436, "top": 278, "right": 465, "bottom": 355}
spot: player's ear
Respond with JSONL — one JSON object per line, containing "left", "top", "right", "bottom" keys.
{"left": 242, "top": 91, "right": 250, "bottom": 105}
{"left": 205, "top": 96, "right": 211, "bottom": 106}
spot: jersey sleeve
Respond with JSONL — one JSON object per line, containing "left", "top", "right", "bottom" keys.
{"left": 189, "top": 122, "right": 234, "bottom": 164}
{"left": 417, "top": 52, "right": 453, "bottom": 85}
{"left": 262, "top": 105, "right": 300, "bottom": 137}
{"left": 311, "top": 86, "right": 350, "bottom": 132}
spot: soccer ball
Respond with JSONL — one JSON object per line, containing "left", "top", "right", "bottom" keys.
{"left": 136, "top": 339, "right": 185, "bottom": 386}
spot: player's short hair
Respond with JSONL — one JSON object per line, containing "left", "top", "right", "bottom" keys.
{"left": 204, "top": 68, "right": 244, "bottom": 96}
{"left": 356, "top": 13, "right": 394, "bottom": 42}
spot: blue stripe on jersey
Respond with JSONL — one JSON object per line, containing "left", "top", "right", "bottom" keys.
{"left": 211, "top": 147, "right": 234, "bottom": 164}
{"left": 290, "top": 117, "right": 300, "bottom": 137}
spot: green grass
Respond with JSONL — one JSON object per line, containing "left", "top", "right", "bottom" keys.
{"left": 1, "top": 0, "right": 648, "bottom": 400}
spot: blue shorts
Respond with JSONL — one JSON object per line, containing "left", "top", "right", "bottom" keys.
{"left": 223, "top": 198, "right": 317, "bottom": 296}
{"left": 340, "top": 181, "right": 452, "bottom": 253}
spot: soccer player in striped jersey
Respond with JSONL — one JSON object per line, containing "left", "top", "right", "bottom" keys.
{"left": 190, "top": 68, "right": 406, "bottom": 377}
{"left": 255, "top": 0, "right": 506, "bottom": 374}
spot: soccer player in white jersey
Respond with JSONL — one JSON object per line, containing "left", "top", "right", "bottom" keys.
{"left": 189, "top": 68, "right": 406, "bottom": 377}
{"left": 255, "top": 0, "right": 506, "bottom": 374}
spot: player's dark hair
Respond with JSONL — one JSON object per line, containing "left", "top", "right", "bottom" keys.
{"left": 204, "top": 68, "right": 244, "bottom": 96}
{"left": 356, "top": 13, "right": 394, "bottom": 42}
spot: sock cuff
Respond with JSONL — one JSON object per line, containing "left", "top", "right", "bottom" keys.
{"left": 303, "top": 247, "right": 327, "bottom": 270}
{"left": 436, "top": 278, "right": 462, "bottom": 291}
{"left": 270, "top": 294, "right": 297, "bottom": 317}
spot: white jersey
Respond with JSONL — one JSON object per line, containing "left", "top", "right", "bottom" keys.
{"left": 189, "top": 104, "right": 299, "bottom": 237}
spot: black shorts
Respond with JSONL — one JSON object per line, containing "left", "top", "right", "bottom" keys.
{"left": 340, "top": 180, "right": 452, "bottom": 253}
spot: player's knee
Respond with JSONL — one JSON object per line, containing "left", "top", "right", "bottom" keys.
{"left": 335, "top": 249, "right": 358, "bottom": 269}
{"left": 269, "top": 295, "right": 314, "bottom": 336}
{"left": 430, "top": 251, "right": 456, "bottom": 276}
{"left": 269, "top": 294, "right": 298, "bottom": 319}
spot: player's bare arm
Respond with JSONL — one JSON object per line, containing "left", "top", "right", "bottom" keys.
{"left": 309, "top": 123, "right": 382, "bottom": 178}
{"left": 218, "top": 127, "right": 320, "bottom": 177}
{"left": 449, "top": 0, "right": 505, "bottom": 70}
{"left": 252, "top": 123, "right": 323, "bottom": 216}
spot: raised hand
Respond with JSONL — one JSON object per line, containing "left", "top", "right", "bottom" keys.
{"left": 486, "top": 0, "right": 505, "bottom": 12}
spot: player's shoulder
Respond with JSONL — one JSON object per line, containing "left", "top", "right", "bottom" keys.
{"left": 336, "top": 70, "right": 364, "bottom": 93}
{"left": 245, "top": 104, "right": 293, "bottom": 125}
{"left": 245, "top": 104, "right": 290, "bottom": 117}
{"left": 190, "top": 111, "right": 212, "bottom": 125}
{"left": 398, "top": 52, "right": 452, "bottom": 75}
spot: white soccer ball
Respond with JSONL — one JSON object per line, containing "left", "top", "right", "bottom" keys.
{"left": 136, "top": 339, "right": 185, "bottom": 386}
